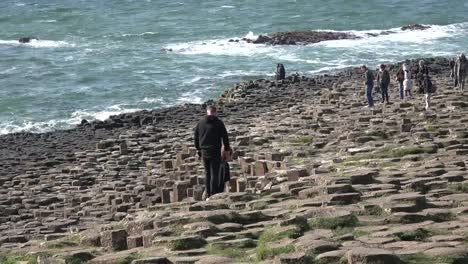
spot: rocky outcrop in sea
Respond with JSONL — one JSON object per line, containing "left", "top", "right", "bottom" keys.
{"left": 237, "top": 24, "right": 431, "bottom": 45}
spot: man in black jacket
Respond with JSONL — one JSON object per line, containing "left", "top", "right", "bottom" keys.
{"left": 194, "top": 105, "right": 231, "bottom": 199}
{"left": 376, "top": 64, "right": 390, "bottom": 104}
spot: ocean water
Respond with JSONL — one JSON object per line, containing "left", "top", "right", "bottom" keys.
{"left": 1, "top": 0, "right": 468, "bottom": 134}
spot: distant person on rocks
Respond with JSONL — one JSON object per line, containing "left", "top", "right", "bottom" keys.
{"left": 194, "top": 105, "right": 231, "bottom": 199}
{"left": 276, "top": 63, "right": 286, "bottom": 80}
{"left": 396, "top": 64, "right": 405, "bottom": 99}
{"left": 455, "top": 53, "right": 467, "bottom": 92}
{"left": 377, "top": 64, "right": 390, "bottom": 103}
{"left": 416, "top": 60, "right": 430, "bottom": 93}
{"left": 361, "top": 65, "right": 374, "bottom": 108}
{"left": 449, "top": 58, "right": 456, "bottom": 82}
{"left": 403, "top": 63, "right": 413, "bottom": 98}
{"left": 422, "top": 74, "right": 435, "bottom": 110}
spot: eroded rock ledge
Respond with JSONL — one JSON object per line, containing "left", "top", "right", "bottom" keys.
{"left": 236, "top": 24, "right": 431, "bottom": 45}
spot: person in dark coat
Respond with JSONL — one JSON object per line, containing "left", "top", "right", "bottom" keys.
{"left": 422, "top": 75, "right": 435, "bottom": 110}
{"left": 361, "top": 65, "right": 374, "bottom": 108}
{"left": 396, "top": 64, "right": 405, "bottom": 99}
{"left": 455, "top": 53, "right": 467, "bottom": 92}
{"left": 450, "top": 58, "right": 456, "bottom": 81}
{"left": 377, "top": 64, "right": 390, "bottom": 103}
{"left": 194, "top": 105, "right": 231, "bottom": 199}
{"left": 275, "top": 63, "right": 286, "bottom": 80}
{"left": 416, "top": 60, "right": 430, "bottom": 93}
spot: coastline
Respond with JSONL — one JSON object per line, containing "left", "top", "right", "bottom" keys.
{"left": 0, "top": 56, "right": 452, "bottom": 180}
{"left": 1, "top": 55, "right": 468, "bottom": 263}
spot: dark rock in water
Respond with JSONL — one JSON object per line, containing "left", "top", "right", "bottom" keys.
{"left": 253, "top": 35, "right": 272, "bottom": 44}
{"left": 401, "top": 24, "right": 431, "bottom": 31}
{"left": 18, "top": 37, "right": 38, "bottom": 43}
{"left": 241, "top": 24, "right": 430, "bottom": 46}
{"left": 379, "top": 30, "right": 396, "bottom": 35}
{"left": 250, "top": 31, "right": 359, "bottom": 45}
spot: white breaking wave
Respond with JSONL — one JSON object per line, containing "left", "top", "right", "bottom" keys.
{"left": 176, "top": 91, "right": 204, "bottom": 104}
{"left": 71, "top": 105, "right": 142, "bottom": 122}
{"left": 0, "top": 39, "right": 74, "bottom": 48}
{"left": 244, "top": 31, "right": 258, "bottom": 40}
{"left": 217, "top": 70, "right": 274, "bottom": 78}
{"left": 121, "top": 32, "right": 159, "bottom": 37}
{"left": 220, "top": 5, "right": 235, "bottom": 8}
{"left": 0, "top": 120, "right": 63, "bottom": 135}
{"left": 166, "top": 22, "right": 467, "bottom": 57}
{"left": 164, "top": 31, "right": 266, "bottom": 57}
{"left": 0, "top": 67, "right": 17, "bottom": 75}
{"left": 38, "top": 19, "right": 57, "bottom": 23}
{"left": 317, "top": 23, "right": 467, "bottom": 48}
{"left": 142, "top": 97, "right": 164, "bottom": 104}
{"left": 0, "top": 105, "right": 142, "bottom": 135}
{"left": 183, "top": 76, "right": 203, "bottom": 85}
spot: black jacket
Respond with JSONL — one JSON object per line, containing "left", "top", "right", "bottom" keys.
{"left": 377, "top": 69, "right": 390, "bottom": 85}
{"left": 364, "top": 69, "right": 374, "bottom": 86}
{"left": 194, "top": 115, "right": 230, "bottom": 159}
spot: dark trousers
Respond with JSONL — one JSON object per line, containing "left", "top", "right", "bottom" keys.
{"left": 380, "top": 82, "right": 389, "bottom": 103}
{"left": 398, "top": 81, "right": 404, "bottom": 99}
{"left": 203, "top": 158, "right": 223, "bottom": 197}
{"left": 366, "top": 84, "right": 374, "bottom": 107}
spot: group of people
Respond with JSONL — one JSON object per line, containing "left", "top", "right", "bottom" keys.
{"left": 194, "top": 55, "right": 467, "bottom": 200}
{"left": 450, "top": 53, "right": 467, "bottom": 92}
{"left": 361, "top": 53, "right": 467, "bottom": 110}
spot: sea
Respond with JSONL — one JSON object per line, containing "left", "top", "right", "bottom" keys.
{"left": 1, "top": 0, "right": 468, "bottom": 134}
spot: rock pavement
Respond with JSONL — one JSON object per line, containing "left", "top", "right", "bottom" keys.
{"left": 1, "top": 57, "right": 467, "bottom": 264}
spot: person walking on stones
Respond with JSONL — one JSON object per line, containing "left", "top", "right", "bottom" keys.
{"left": 455, "top": 53, "right": 467, "bottom": 92}
{"left": 377, "top": 64, "right": 390, "bottom": 103}
{"left": 422, "top": 74, "right": 435, "bottom": 110}
{"left": 276, "top": 63, "right": 286, "bottom": 80}
{"left": 416, "top": 60, "right": 429, "bottom": 94}
{"left": 194, "top": 105, "right": 231, "bottom": 199}
{"left": 396, "top": 64, "right": 405, "bottom": 99}
{"left": 361, "top": 65, "right": 375, "bottom": 108}
{"left": 403, "top": 63, "right": 413, "bottom": 98}
{"left": 449, "top": 58, "right": 456, "bottom": 82}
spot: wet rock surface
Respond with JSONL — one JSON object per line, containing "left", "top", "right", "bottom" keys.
{"left": 401, "top": 24, "right": 431, "bottom": 31}
{"left": 1, "top": 57, "right": 467, "bottom": 264}
{"left": 247, "top": 31, "right": 359, "bottom": 45}
{"left": 238, "top": 24, "right": 431, "bottom": 46}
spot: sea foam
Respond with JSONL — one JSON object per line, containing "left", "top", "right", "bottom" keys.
{"left": 0, "top": 39, "right": 74, "bottom": 48}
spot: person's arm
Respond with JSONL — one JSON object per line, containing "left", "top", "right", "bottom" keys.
{"left": 220, "top": 121, "right": 231, "bottom": 152}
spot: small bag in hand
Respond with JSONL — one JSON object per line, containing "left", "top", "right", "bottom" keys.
{"left": 221, "top": 147, "right": 233, "bottom": 162}
{"left": 220, "top": 161, "right": 230, "bottom": 183}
